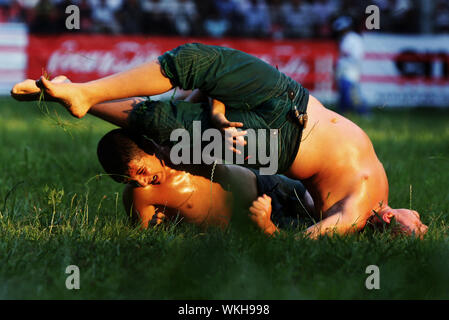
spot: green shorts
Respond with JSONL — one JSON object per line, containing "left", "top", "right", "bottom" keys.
{"left": 129, "top": 43, "right": 309, "bottom": 174}
{"left": 129, "top": 99, "right": 211, "bottom": 149}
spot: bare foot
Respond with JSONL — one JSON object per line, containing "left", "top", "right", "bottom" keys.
{"left": 11, "top": 76, "right": 70, "bottom": 102}
{"left": 36, "top": 76, "right": 92, "bottom": 119}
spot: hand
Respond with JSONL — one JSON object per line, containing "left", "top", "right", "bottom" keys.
{"left": 149, "top": 211, "right": 166, "bottom": 226}
{"left": 211, "top": 113, "right": 247, "bottom": 154}
{"left": 249, "top": 194, "right": 277, "bottom": 234}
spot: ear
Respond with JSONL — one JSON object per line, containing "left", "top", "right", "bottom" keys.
{"left": 382, "top": 211, "right": 395, "bottom": 224}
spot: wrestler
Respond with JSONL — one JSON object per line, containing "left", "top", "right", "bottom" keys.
{"left": 97, "top": 128, "right": 314, "bottom": 234}
{"left": 97, "top": 128, "right": 426, "bottom": 238}
{"left": 97, "top": 129, "right": 426, "bottom": 239}
{"left": 11, "top": 43, "right": 428, "bottom": 238}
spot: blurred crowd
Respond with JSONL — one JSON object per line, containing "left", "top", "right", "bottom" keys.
{"left": 0, "top": 0, "right": 448, "bottom": 37}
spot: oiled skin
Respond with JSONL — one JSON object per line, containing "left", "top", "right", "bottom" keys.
{"left": 122, "top": 157, "right": 261, "bottom": 229}
{"left": 11, "top": 62, "right": 428, "bottom": 238}
{"left": 122, "top": 169, "right": 234, "bottom": 229}
{"left": 123, "top": 155, "right": 270, "bottom": 228}
{"left": 285, "top": 95, "right": 390, "bottom": 237}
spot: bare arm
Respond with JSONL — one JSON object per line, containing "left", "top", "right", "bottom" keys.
{"left": 249, "top": 195, "right": 279, "bottom": 236}
{"left": 304, "top": 194, "right": 371, "bottom": 239}
{"left": 250, "top": 192, "right": 372, "bottom": 239}
{"left": 88, "top": 97, "right": 145, "bottom": 128}
{"left": 210, "top": 97, "right": 226, "bottom": 117}
{"left": 209, "top": 98, "right": 243, "bottom": 129}
{"left": 87, "top": 90, "right": 225, "bottom": 129}
{"left": 81, "top": 89, "right": 208, "bottom": 128}
{"left": 208, "top": 98, "right": 247, "bottom": 154}
{"left": 123, "top": 184, "right": 162, "bottom": 229}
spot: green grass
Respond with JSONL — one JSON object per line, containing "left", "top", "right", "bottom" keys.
{"left": 0, "top": 97, "right": 448, "bottom": 299}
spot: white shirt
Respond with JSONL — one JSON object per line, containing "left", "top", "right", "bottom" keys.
{"left": 337, "top": 31, "right": 364, "bottom": 82}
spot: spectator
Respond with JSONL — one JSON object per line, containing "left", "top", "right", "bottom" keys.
{"left": 237, "top": 0, "right": 271, "bottom": 38}
{"left": 2, "top": 0, "right": 26, "bottom": 23}
{"left": 90, "top": 0, "right": 121, "bottom": 34}
{"left": 78, "top": 0, "right": 94, "bottom": 32}
{"left": 165, "top": 0, "right": 199, "bottom": 36}
{"left": 311, "top": 0, "right": 339, "bottom": 38}
{"left": 203, "top": 3, "right": 230, "bottom": 38}
{"left": 116, "top": 0, "right": 143, "bottom": 34}
{"left": 339, "top": 0, "right": 367, "bottom": 30}
{"left": 0, "top": 0, "right": 439, "bottom": 38}
{"left": 88, "top": 0, "right": 122, "bottom": 11}
{"left": 141, "top": 0, "right": 174, "bottom": 35}
{"left": 435, "top": 0, "right": 449, "bottom": 33}
{"left": 13, "top": 1, "right": 38, "bottom": 12}
{"left": 267, "top": 0, "right": 285, "bottom": 39}
{"left": 214, "top": 0, "right": 238, "bottom": 20}
{"left": 0, "top": 1, "right": 9, "bottom": 22}
{"left": 214, "top": 0, "right": 240, "bottom": 36}
{"left": 389, "top": 0, "right": 419, "bottom": 33}
{"left": 29, "top": 0, "right": 58, "bottom": 33}
{"left": 333, "top": 15, "right": 367, "bottom": 115}
{"left": 281, "top": 0, "right": 314, "bottom": 38}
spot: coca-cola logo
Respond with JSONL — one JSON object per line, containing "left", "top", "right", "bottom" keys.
{"left": 46, "top": 40, "right": 161, "bottom": 75}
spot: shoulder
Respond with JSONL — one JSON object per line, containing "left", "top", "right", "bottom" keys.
{"left": 123, "top": 184, "right": 159, "bottom": 206}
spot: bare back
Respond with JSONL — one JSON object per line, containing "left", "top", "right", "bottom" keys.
{"left": 287, "top": 95, "right": 389, "bottom": 223}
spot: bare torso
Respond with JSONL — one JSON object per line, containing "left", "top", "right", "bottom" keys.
{"left": 126, "top": 168, "right": 234, "bottom": 228}
{"left": 286, "top": 95, "right": 389, "bottom": 232}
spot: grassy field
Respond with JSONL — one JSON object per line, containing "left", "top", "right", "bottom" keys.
{"left": 0, "top": 96, "right": 448, "bottom": 300}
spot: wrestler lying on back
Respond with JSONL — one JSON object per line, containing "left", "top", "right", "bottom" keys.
{"left": 97, "top": 128, "right": 426, "bottom": 238}
{"left": 97, "top": 129, "right": 315, "bottom": 234}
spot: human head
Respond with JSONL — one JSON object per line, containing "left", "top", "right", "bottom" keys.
{"left": 332, "top": 16, "right": 353, "bottom": 35}
{"left": 97, "top": 129, "right": 167, "bottom": 187}
{"left": 371, "top": 207, "right": 428, "bottom": 238}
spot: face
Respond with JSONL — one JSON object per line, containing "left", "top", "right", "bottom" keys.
{"left": 391, "top": 209, "right": 428, "bottom": 237}
{"left": 126, "top": 150, "right": 166, "bottom": 187}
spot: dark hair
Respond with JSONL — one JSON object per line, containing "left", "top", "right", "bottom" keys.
{"left": 97, "top": 129, "right": 223, "bottom": 185}
{"left": 97, "top": 129, "right": 165, "bottom": 183}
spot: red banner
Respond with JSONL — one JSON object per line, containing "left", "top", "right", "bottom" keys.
{"left": 27, "top": 35, "right": 337, "bottom": 99}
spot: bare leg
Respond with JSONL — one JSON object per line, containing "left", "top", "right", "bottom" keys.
{"left": 11, "top": 75, "right": 145, "bottom": 128}
{"left": 88, "top": 97, "right": 145, "bottom": 128}
{"left": 12, "top": 60, "right": 173, "bottom": 119}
